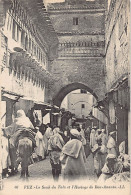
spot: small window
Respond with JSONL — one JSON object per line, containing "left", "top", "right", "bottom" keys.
{"left": 81, "top": 89, "right": 87, "bottom": 94}
{"left": 81, "top": 104, "right": 85, "bottom": 109}
{"left": 34, "top": 45, "right": 36, "bottom": 56}
{"left": 29, "top": 38, "right": 31, "bottom": 50}
{"left": 12, "top": 20, "right": 18, "bottom": 41}
{"left": 25, "top": 36, "right": 28, "bottom": 51}
{"left": 17, "top": 26, "right": 20, "bottom": 42}
{"left": 21, "top": 30, "right": 25, "bottom": 47}
{"left": 73, "top": 17, "right": 78, "bottom": 25}
{"left": 32, "top": 41, "right": 34, "bottom": 54}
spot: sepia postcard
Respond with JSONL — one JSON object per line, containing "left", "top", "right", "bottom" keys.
{"left": 0, "top": 0, "right": 130, "bottom": 194}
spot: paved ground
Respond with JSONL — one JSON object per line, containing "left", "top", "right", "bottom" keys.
{"left": 2, "top": 153, "right": 96, "bottom": 188}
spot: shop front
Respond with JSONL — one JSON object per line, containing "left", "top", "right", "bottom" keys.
{"left": 107, "top": 78, "right": 129, "bottom": 153}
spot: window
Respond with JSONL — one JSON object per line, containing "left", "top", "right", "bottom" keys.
{"left": 81, "top": 89, "right": 87, "bottom": 94}
{"left": 12, "top": 20, "right": 18, "bottom": 41}
{"left": 17, "top": 26, "right": 20, "bottom": 42}
{"left": 73, "top": 17, "right": 78, "bottom": 25}
{"left": 114, "top": 45, "right": 117, "bottom": 67}
{"left": 29, "top": 38, "right": 31, "bottom": 50}
{"left": 32, "top": 41, "right": 34, "bottom": 54}
{"left": 34, "top": 45, "right": 36, "bottom": 56}
{"left": 21, "top": 30, "right": 25, "bottom": 48}
{"left": 25, "top": 36, "right": 28, "bottom": 51}
{"left": 40, "top": 53, "right": 43, "bottom": 63}
{"left": 7, "top": 15, "right": 10, "bottom": 30}
{"left": 81, "top": 104, "right": 85, "bottom": 109}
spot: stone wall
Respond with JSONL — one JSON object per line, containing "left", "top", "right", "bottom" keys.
{"left": 49, "top": 57, "right": 106, "bottom": 104}
{"left": 48, "top": 0, "right": 106, "bottom": 105}
{"left": 105, "top": 0, "right": 130, "bottom": 152}
{"left": 49, "top": 12, "right": 105, "bottom": 35}
{"left": 105, "top": 0, "right": 130, "bottom": 91}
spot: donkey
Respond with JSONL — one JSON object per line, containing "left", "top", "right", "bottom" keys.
{"left": 18, "top": 137, "right": 33, "bottom": 178}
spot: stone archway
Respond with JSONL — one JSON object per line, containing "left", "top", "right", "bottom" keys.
{"left": 53, "top": 82, "right": 98, "bottom": 107}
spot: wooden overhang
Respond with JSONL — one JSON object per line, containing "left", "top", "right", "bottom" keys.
{"left": 18, "top": 0, "right": 59, "bottom": 60}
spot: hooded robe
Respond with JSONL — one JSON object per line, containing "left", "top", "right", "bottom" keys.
{"left": 4, "top": 110, "right": 35, "bottom": 147}
{"left": 60, "top": 139, "right": 87, "bottom": 180}
{"left": 92, "top": 143, "right": 107, "bottom": 176}
{"left": 3, "top": 110, "right": 35, "bottom": 169}
{"left": 48, "top": 129, "right": 64, "bottom": 165}
{"left": 107, "top": 136, "right": 117, "bottom": 156}
{"left": 35, "top": 130, "right": 45, "bottom": 159}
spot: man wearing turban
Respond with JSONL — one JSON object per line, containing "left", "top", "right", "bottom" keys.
{"left": 60, "top": 129, "right": 87, "bottom": 181}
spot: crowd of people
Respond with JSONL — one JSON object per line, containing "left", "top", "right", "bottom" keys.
{"left": 1, "top": 110, "right": 130, "bottom": 182}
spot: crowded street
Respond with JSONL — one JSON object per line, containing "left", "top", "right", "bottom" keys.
{"left": 1, "top": 123, "right": 130, "bottom": 185}
{"left": 0, "top": 0, "right": 130, "bottom": 191}
{"left": 3, "top": 154, "right": 95, "bottom": 182}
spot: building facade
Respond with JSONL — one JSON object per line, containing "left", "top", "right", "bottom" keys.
{"left": 0, "top": 0, "right": 58, "bottom": 127}
{"left": 61, "top": 89, "right": 108, "bottom": 129}
{"left": 61, "top": 89, "right": 93, "bottom": 119}
{"left": 0, "top": 0, "right": 130, "bottom": 153}
{"left": 104, "top": 0, "right": 130, "bottom": 153}
{"left": 47, "top": 0, "right": 110, "bottom": 130}
{"left": 47, "top": 0, "right": 106, "bottom": 106}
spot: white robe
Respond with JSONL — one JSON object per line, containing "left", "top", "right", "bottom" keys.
{"left": 35, "top": 131, "right": 45, "bottom": 159}
{"left": 107, "top": 136, "right": 117, "bottom": 156}
{"left": 119, "top": 141, "right": 125, "bottom": 154}
{"left": 45, "top": 127, "right": 53, "bottom": 139}
{"left": 101, "top": 133, "right": 108, "bottom": 146}
{"left": 1, "top": 136, "right": 11, "bottom": 169}
{"left": 90, "top": 129, "right": 96, "bottom": 148}
{"left": 60, "top": 139, "right": 87, "bottom": 181}
{"left": 92, "top": 144, "right": 107, "bottom": 174}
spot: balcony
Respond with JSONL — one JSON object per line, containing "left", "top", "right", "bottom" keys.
{"left": 10, "top": 51, "right": 53, "bottom": 84}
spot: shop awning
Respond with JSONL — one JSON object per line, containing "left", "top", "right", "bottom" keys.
{"left": 52, "top": 113, "right": 59, "bottom": 115}
{"left": 1, "top": 90, "right": 23, "bottom": 120}
{"left": 34, "top": 101, "right": 52, "bottom": 107}
{"left": 2, "top": 89, "right": 23, "bottom": 101}
{"left": 33, "top": 101, "right": 53, "bottom": 110}
{"left": 21, "top": 97, "right": 52, "bottom": 107}
{"left": 92, "top": 107, "right": 108, "bottom": 124}
{"left": 106, "top": 76, "right": 129, "bottom": 109}
{"left": 2, "top": 93, "right": 20, "bottom": 101}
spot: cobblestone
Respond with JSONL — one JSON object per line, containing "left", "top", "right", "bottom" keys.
{"left": 3, "top": 154, "right": 96, "bottom": 184}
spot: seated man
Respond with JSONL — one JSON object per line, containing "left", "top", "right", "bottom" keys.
{"left": 98, "top": 154, "right": 117, "bottom": 182}
{"left": 98, "top": 154, "right": 130, "bottom": 182}
{"left": 4, "top": 110, "right": 36, "bottom": 147}
{"left": 3, "top": 110, "right": 36, "bottom": 174}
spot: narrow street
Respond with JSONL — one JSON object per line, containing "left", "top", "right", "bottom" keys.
{"left": 1, "top": 0, "right": 130, "bottom": 193}
{"left": 2, "top": 154, "right": 96, "bottom": 186}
